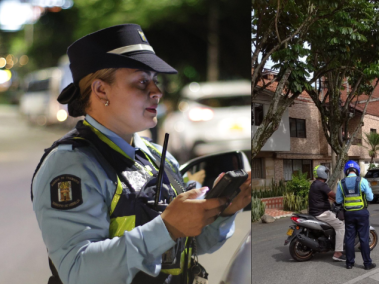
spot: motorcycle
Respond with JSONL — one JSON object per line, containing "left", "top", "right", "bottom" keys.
{"left": 284, "top": 213, "right": 378, "bottom": 261}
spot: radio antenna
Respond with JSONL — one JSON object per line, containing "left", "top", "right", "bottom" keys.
{"left": 154, "top": 133, "right": 169, "bottom": 210}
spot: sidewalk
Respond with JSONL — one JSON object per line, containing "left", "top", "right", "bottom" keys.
{"left": 265, "top": 208, "right": 293, "bottom": 219}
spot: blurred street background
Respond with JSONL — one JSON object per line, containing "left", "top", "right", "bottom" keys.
{"left": 0, "top": 105, "right": 251, "bottom": 283}
{"left": 0, "top": 1, "right": 251, "bottom": 283}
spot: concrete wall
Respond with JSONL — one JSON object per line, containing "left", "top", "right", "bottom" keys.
{"left": 252, "top": 105, "right": 291, "bottom": 152}
{"left": 252, "top": 157, "right": 276, "bottom": 188}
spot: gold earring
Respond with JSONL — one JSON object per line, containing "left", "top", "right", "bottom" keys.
{"left": 105, "top": 100, "right": 109, "bottom": 106}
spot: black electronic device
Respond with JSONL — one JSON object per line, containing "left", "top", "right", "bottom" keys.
{"left": 204, "top": 169, "right": 248, "bottom": 202}
{"left": 154, "top": 133, "right": 169, "bottom": 210}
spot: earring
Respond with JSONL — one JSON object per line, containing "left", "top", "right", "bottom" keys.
{"left": 105, "top": 100, "right": 109, "bottom": 106}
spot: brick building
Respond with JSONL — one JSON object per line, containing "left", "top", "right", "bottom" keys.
{"left": 252, "top": 76, "right": 379, "bottom": 188}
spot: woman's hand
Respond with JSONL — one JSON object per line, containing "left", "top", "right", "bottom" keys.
{"left": 161, "top": 187, "right": 227, "bottom": 240}
{"left": 213, "top": 171, "right": 252, "bottom": 217}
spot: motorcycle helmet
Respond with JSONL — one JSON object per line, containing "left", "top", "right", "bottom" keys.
{"left": 313, "top": 165, "right": 329, "bottom": 180}
{"left": 344, "top": 160, "right": 360, "bottom": 176}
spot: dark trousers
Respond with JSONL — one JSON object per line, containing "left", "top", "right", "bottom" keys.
{"left": 344, "top": 209, "right": 372, "bottom": 266}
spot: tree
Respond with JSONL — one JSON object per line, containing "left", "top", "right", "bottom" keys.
{"left": 252, "top": 0, "right": 345, "bottom": 159}
{"left": 363, "top": 132, "right": 379, "bottom": 168}
{"left": 5, "top": 0, "right": 250, "bottom": 96}
{"left": 304, "top": 0, "right": 379, "bottom": 187}
{"left": 252, "top": 0, "right": 379, "bottom": 188}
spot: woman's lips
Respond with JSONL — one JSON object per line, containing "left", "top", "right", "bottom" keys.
{"left": 146, "top": 107, "right": 157, "bottom": 114}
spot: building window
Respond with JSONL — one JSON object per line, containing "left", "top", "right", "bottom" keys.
{"left": 352, "top": 138, "right": 362, "bottom": 145}
{"left": 252, "top": 103, "right": 264, "bottom": 126}
{"left": 252, "top": 158, "right": 264, "bottom": 179}
{"left": 289, "top": 118, "right": 306, "bottom": 138}
{"left": 283, "top": 159, "right": 312, "bottom": 180}
{"left": 371, "top": 128, "right": 377, "bottom": 134}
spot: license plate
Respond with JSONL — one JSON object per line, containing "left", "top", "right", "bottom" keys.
{"left": 229, "top": 123, "right": 244, "bottom": 131}
{"left": 371, "top": 181, "right": 378, "bottom": 186}
{"left": 287, "top": 228, "right": 294, "bottom": 236}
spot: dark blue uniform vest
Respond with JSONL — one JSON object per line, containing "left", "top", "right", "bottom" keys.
{"left": 31, "top": 120, "right": 192, "bottom": 284}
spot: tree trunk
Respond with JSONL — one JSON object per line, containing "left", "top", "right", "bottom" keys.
{"left": 207, "top": 0, "right": 219, "bottom": 82}
{"left": 252, "top": 69, "right": 293, "bottom": 159}
{"left": 328, "top": 151, "right": 348, "bottom": 189}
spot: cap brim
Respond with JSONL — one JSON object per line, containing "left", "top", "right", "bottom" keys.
{"left": 121, "top": 52, "right": 178, "bottom": 74}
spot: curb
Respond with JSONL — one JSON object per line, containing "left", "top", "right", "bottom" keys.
{"left": 272, "top": 213, "right": 293, "bottom": 219}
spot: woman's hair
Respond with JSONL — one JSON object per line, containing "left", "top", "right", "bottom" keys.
{"left": 71, "top": 68, "right": 118, "bottom": 116}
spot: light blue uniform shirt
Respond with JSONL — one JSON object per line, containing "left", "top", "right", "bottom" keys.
{"left": 336, "top": 173, "right": 374, "bottom": 204}
{"left": 32, "top": 115, "right": 236, "bottom": 284}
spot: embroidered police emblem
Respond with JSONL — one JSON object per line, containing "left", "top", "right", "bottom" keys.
{"left": 138, "top": 30, "right": 147, "bottom": 42}
{"left": 50, "top": 175, "right": 83, "bottom": 210}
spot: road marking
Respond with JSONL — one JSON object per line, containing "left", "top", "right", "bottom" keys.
{"left": 342, "top": 268, "right": 379, "bottom": 284}
{"left": 370, "top": 272, "right": 379, "bottom": 281}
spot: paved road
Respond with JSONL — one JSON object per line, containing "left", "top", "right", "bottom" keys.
{"left": 252, "top": 204, "right": 379, "bottom": 284}
{"left": 0, "top": 105, "right": 250, "bottom": 284}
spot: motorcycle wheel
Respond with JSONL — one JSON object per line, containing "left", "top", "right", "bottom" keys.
{"left": 289, "top": 237, "right": 313, "bottom": 261}
{"left": 369, "top": 230, "right": 378, "bottom": 251}
{"left": 354, "top": 230, "right": 378, "bottom": 251}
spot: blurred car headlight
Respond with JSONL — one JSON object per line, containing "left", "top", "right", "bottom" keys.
{"left": 188, "top": 107, "right": 214, "bottom": 122}
{"left": 57, "top": 109, "right": 68, "bottom": 122}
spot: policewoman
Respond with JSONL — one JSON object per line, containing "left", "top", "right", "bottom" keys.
{"left": 31, "top": 24, "right": 252, "bottom": 284}
{"left": 336, "top": 160, "right": 375, "bottom": 270}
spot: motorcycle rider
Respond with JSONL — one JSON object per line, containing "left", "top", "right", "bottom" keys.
{"left": 336, "top": 161, "right": 375, "bottom": 270}
{"left": 308, "top": 165, "right": 346, "bottom": 261}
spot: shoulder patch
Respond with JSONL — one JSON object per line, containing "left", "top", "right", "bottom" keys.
{"left": 50, "top": 175, "right": 83, "bottom": 210}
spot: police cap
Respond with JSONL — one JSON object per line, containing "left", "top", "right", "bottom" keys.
{"left": 58, "top": 24, "right": 177, "bottom": 108}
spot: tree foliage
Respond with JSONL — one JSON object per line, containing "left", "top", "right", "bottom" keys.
{"left": 304, "top": 0, "right": 379, "bottom": 187}
{"left": 363, "top": 132, "right": 379, "bottom": 166}
{"left": 4, "top": 0, "right": 249, "bottom": 100}
{"left": 252, "top": 0, "right": 344, "bottom": 158}
{"left": 252, "top": 0, "right": 379, "bottom": 187}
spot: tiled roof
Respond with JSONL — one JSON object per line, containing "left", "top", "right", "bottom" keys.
{"left": 255, "top": 77, "right": 379, "bottom": 117}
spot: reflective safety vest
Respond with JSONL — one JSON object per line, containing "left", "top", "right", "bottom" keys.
{"left": 31, "top": 120, "right": 193, "bottom": 284}
{"left": 340, "top": 176, "right": 367, "bottom": 211}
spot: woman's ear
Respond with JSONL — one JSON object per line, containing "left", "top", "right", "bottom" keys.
{"left": 91, "top": 79, "right": 109, "bottom": 101}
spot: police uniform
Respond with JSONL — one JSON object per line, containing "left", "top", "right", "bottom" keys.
{"left": 336, "top": 173, "right": 374, "bottom": 268}
{"left": 31, "top": 24, "right": 236, "bottom": 284}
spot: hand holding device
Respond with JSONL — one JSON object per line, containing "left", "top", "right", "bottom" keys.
{"left": 205, "top": 169, "right": 248, "bottom": 202}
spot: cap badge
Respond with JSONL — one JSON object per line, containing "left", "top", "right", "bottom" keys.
{"left": 138, "top": 30, "right": 147, "bottom": 42}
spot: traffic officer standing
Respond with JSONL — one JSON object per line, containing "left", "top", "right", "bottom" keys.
{"left": 336, "top": 160, "right": 375, "bottom": 270}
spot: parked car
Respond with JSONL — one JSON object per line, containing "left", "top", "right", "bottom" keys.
{"left": 365, "top": 168, "right": 379, "bottom": 203}
{"left": 219, "top": 230, "right": 251, "bottom": 284}
{"left": 19, "top": 56, "right": 78, "bottom": 127}
{"left": 161, "top": 80, "right": 251, "bottom": 163}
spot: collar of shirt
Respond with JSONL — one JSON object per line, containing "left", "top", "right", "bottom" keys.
{"left": 132, "top": 133, "right": 156, "bottom": 161}
{"left": 348, "top": 173, "right": 357, "bottom": 177}
{"left": 85, "top": 114, "right": 151, "bottom": 161}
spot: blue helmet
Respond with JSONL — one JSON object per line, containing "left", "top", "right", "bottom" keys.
{"left": 344, "top": 160, "right": 360, "bottom": 176}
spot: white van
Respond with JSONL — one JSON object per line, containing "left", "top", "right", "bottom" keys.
{"left": 19, "top": 60, "right": 75, "bottom": 126}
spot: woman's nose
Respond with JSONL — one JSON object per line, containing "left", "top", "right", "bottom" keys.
{"left": 149, "top": 82, "right": 163, "bottom": 99}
